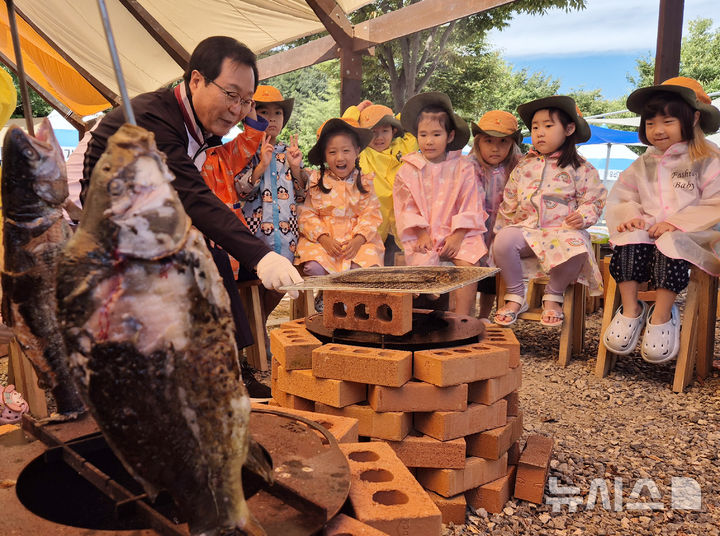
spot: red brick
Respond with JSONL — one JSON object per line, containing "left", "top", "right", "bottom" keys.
{"left": 416, "top": 454, "right": 508, "bottom": 497}
{"left": 414, "top": 400, "right": 507, "bottom": 441}
{"left": 468, "top": 365, "right": 522, "bottom": 405}
{"left": 426, "top": 490, "right": 467, "bottom": 525}
{"left": 316, "top": 402, "right": 411, "bottom": 441}
{"left": 280, "top": 318, "right": 306, "bottom": 329}
{"left": 505, "top": 390, "right": 520, "bottom": 417}
{"left": 269, "top": 326, "right": 322, "bottom": 370}
{"left": 414, "top": 343, "right": 509, "bottom": 387}
{"left": 276, "top": 365, "right": 366, "bottom": 407}
{"left": 324, "top": 290, "right": 413, "bottom": 336}
{"left": 383, "top": 432, "right": 466, "bottom": 469}
{"left": 483, "top": 326, "right": 521, "bottom": 368}
{"left": 466, "top": 465, "right": 517, "bottom": 514}
{"left": 340, "top": 442, "right": 442, "bottom": 535}
{"left": 514, "top": 434, "right": 554, "bottom": 504}
{"left": 507, "top": 441, "right": 521, "bottom": 466}
{"left": 466, "top": 412, "right": 524, "bottom": 460}
{"left": 270, "top": 390, "right": 315, "bottom": 412}
{"left": 253, "top": 402, "right": 359, "bottom": 443}
{"left": 312, "top": 343, "right": 412, "bottom": 387}
{"left": 324, "top": 514, "right": 389, "bottom": 536}
{"left": 368, "top": 381, "right": 467, "bottom": 412}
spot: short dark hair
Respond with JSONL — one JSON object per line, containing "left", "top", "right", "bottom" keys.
{"left": 183, "top": 36, "right": 258, "bottom": 90}
{"left": 537, "top": 107, "right": 584, "bottom": 169}
{"left": 638, "top": 93, "right": 696, "bottom": 146}
{"left": 417, "top": 105, "right": 452, "bottom": 134}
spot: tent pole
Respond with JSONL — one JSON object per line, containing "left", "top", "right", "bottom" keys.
{"left": 5, "top": 0, "right": 34, "bottom": 136}
{"left": 604, "top": 143, "right": 611, "bottom": 181}
{"left": 96, "top": 0, "right": 135, "bottom": 125}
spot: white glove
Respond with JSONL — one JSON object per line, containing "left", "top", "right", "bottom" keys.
{"left": 255, "top": 252, "right": 303, "bottom": 299}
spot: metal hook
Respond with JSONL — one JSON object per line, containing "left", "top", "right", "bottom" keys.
{"left": 96, "top": 0, "right": 135, "bottom": 125}
{"left": 6, "top": 0, "right": 33, "bottom": 136}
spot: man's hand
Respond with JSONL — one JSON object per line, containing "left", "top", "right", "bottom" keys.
{"left": 648, "top": 221, "right": 678, "bottom": 239}
{"left": 617, "top": 217, "right": 646, "bottom": 233}
{"left": 255, "top": 251, "right": 303, "bottom": 298}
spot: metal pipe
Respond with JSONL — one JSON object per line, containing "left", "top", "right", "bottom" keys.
{"left": 5, "top": 0, "right": 34, "bottom": 135}
{"left": 96, "top": 0, "right": 135, "bottom": 125}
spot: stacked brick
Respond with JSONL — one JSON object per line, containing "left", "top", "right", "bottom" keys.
{"left": 269, "top": 307, "right": 531, "bottom": 527}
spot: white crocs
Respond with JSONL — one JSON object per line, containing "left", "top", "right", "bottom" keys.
{"left": 603, "top": 301, "right": 647, "bottom": 355}
{"left": 641, "top": 304, "right": 680, "bottom": 364}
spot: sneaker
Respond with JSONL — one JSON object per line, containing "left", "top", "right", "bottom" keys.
{"left": 241, "top": 364, "right": 272, "bottom": 402}
{"left": 314, "top": 291, "right": 324, "bottom": 314}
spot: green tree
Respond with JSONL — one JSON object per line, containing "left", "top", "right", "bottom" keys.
{"left": 2, "top": 66, "right": 53, "bottom": 118}
{"left": 629, "top": 17, "right": 720, "bottom": 91}
{"left": 352, "top": 0, "right": 586, "bottom": 110}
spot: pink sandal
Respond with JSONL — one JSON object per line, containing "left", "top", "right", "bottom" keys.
{"left": 1, "top": 384, "right": 29, "bottom": 425}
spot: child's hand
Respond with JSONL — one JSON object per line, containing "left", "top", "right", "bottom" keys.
{"left": 319, "top": 234, "right": 344, "bottom": 258}
{"left": 258, "top": 133, "right": 274, "bottom": 169}
{"left": 617, "top": 218, "right": 646, "bottom": 233}
{"left": 647, "top": 221, "right": 678, "bottom": 239}
{"left": 286, "top": 134, "right": 303, "bottom": 168}
{"left": 357, "top": 100, "right": 373, "bottom": 112}
{"left": 563, "top": 211, "right": 584, "bottom": 230}
{"left": 342, "top": 235, "right": 366, "bottom": 260}
{"left": 414, "top": 230, "right": 433, "bottom": 253}
{"left": 438, "top": 230, "right": 467, "bottom": 260}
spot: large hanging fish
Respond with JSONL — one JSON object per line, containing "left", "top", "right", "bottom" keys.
{"left": 57, "top": 124, "right": 265, "bottom": 536}
{"left": 1, "top": 119, "right": 84, "bottom": 417}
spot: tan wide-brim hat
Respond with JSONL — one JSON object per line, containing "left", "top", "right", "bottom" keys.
{"left": 400, "top": 91, "right": 470, "bottom": 151}
{"left": 307, "top": 118, "right": 373, "bottom": 166}
{"left": 471, "top": 110, "right": 522, "bottom": 145}
{"left": 359, "top": 104, "right": 404, "bottom": 136}
{"left": 626, "top": 76, "right": 720, "bottom": 134}
{"left": 517, "top": 95, "right": 591, "bottom": 143}
{"left": 253, "top": 85, "right": 294, "bottom": 128}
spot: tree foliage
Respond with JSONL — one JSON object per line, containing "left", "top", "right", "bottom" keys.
{"left": 628, "top": 17, "right": 720, "bottom": 92}
{"left": 2, "top": 66, "right": 53, "bottom": 118}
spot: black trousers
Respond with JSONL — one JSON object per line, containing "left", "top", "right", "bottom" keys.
{"left": 609, "top": 243, "right": 689, "bottom": 294}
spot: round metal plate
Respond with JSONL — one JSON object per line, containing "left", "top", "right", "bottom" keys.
{"left": 305, "top": 310, "right": 485, "bottom": 350}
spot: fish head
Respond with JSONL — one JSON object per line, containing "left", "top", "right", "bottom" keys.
{"left": 83, "top": 124, "right": 190, "bottom": 259}
{"left": 1, "top": 119, "right": 68, "bottom": 216}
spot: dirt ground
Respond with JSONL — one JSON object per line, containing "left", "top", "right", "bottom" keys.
{"left": 2, "top": 295, "right": 719, "bottom": 535}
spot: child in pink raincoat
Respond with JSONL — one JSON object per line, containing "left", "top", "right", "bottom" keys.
{"left": 469, "top": 110, "right": 523, "bottom": 323}
{"left": 492, "top": 96, "right": 607, "bottom": 327}
{"left": 295, "top": 118, "right": 385, "bottom": 282}
{"left": 393, "top": 92, "right": 488, "bottom": 316}
{"left": 603, "top": 77, "right": 720, "bottom": 363}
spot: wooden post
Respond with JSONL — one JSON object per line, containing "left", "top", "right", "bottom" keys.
{"left": 7, "top": 340, "right": 48, "bottom": 418}
{"left": 654, "top": 0, "right": 684, "bottom": 84}
{"left": 340, "top": 48, "right": 363, "bottom": 114}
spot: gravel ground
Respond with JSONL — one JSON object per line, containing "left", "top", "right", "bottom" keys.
{"left": 2, "top": 297, "right": 719, "bottom": 535}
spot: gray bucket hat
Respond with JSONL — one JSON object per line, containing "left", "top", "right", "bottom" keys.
{"left": 400, "top": 92, "right": 470, "bottom": 151}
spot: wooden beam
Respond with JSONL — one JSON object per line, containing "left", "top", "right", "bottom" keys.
{"left": 258, "top": 0, "right": 518, "bottom": 79}
{"left": 305, "top": 0, "right": 354, "bottom": 47}
{"left": 258, "top": 35, "right": 339, "bottom": 80}
{"left": 117, "top": 0, "right": 189, "bottom": 70}
{"left": 14, "top": 6, "right": 121, "bottom": 106}
{"left": 353, "top": 0, "right": 516, "bottom": 51}
{"left": 0, "top": 50, "right": 88, "bottom": 134}
{"left": 654, "top": 0, "right": 684, "bottom": 84}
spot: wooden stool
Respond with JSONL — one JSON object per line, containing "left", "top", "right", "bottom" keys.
{"left": 6, "top": 338, "right": 49, "bottom": 418}
{"left": 595, "top": 266, "right": 717, "bottom": 393}
{"left": 236, "top": 279, "right": 269, "bottom": 372}
{"left": 290, "top": 290, "right": 314, "bottom": 320}
{"left": 497, "top": 276, "right": 586, "bottom": 367}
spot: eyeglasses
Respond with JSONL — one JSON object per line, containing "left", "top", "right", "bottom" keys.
{"left": 205, "top": 77, "right": 253, "bottom": 107}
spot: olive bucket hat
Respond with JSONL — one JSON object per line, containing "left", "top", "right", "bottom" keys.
{"left": 626, "top": 76, "right": 720, "bottom": 134}
{"left": 307, "top": 118, "right": 373, "bottom": 166}
{"left": 359, "top": 104, "right": 405, "bottom": 136}
{"left": 400, "top": 91, "right": 470, "bottom": 151}
{"left": 517, "top": 95, "right": 591, "bottom": 143}
{"left": 253, "top": 85, "right": 294, "bottom": 128}
{"left": 472, "top": 110, "right": 523, "bottom": 145}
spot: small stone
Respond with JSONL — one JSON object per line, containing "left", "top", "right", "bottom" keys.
{"left": 539, "top": 513, "right": 551, "bottom": 524}
{"left": 503, "top": 507, "right": 514, "bottom": 515}
{"left": 621, "top": 518, "right": 631, "bottom": 529}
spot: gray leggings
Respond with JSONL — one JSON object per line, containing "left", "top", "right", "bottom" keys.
{"left": 492, "top": 226, "right": 585, "bottom": 298}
